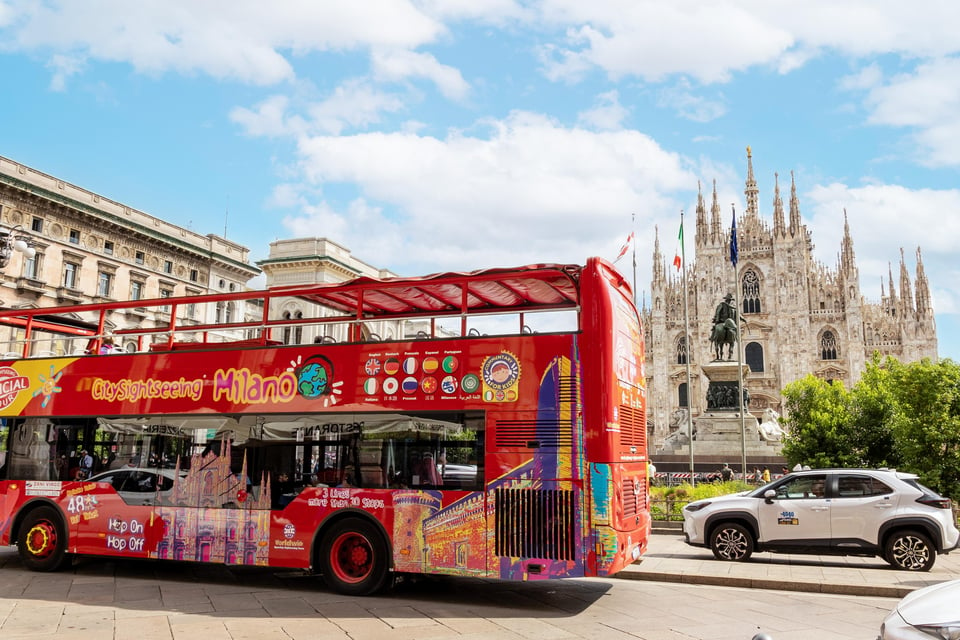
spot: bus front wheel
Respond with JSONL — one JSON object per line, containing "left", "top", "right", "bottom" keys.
{"left": 17, "top": 506, "right": 69, "bottom": 572}
{"left": 319, "top": 517, "right": 390, "bottom": 596}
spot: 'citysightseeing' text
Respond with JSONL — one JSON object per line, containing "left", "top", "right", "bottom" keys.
{"left": 90, "top": 367, "right": 298, "bottom": 405}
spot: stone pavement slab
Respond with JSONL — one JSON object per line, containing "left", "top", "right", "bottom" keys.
{"left": 619, "top": 532, "right": 960, "bottom": 597}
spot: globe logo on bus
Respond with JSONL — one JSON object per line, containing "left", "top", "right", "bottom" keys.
{"left": 287, "top": 354, "right": 343, "bottom": 407}
{"left": 298, "top": 361, "right": 329, "bottom": 397}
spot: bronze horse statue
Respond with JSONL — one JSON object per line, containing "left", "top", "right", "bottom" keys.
{"left": 711, "top": 317, "right": 738, "bottom": 360}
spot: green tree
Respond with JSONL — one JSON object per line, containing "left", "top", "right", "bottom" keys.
{"left": 884, "top": 357, "right": 960, "bottom": 499}
{"left": 780, "top": 375, "right": 856, "bottom": 468}
{"left": 781, "top": 356, "right": 960, "bottom": 500}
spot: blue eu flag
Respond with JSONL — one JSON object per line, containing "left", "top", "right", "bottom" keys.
{"left": 730, "top": 209, "right": 738, "bottom": 266}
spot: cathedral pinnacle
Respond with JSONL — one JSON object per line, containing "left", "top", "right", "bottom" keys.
{"left": 841, "top": 208, "right": 857, "bottom": 276}
{"left": 710, "top": 179, "right": 722, "bottom": 242}
{"left": 744, "top": 146, "right": 759, "bottom": 218}
{"left": 696, "top": 180, "right": 707, "bottom": 246}
{"left": 772, "top": 172, "right": 785, "bottom": 237}
{"left": 915, "top": 247, "right": 932, "bottom": 315}
{"left": 652, "top": 225, "right": 664, "bottom": 282}
{"left": 789, "top": 171, "right": 801, "bottom": 235}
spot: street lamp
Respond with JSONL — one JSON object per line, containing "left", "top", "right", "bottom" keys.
{"left": 0, "top": 225, "right": 36, "bottom": 268}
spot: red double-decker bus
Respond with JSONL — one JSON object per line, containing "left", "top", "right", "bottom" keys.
{"left": 0, "top": 257, "right": 648, "bottom": 595}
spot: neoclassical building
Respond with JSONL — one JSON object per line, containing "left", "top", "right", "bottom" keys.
{"left": 0, "top": 155, "right": 260, "bottom": 354}
{"left": 644, "top": 149, "right": 938, "bottom": 450}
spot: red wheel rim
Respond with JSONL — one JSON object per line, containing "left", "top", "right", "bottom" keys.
{"left": 329, "top": 531, "right": 373, "bottom": 584}
{"left": 26, "top": 521, "right": 58, "bottom": 558}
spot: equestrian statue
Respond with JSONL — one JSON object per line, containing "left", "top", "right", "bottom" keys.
{"left": 710, "top": 293, "right": 739, "bottom": 360}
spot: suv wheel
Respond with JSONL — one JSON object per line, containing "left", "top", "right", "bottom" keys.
{"left": 885, "top": 530, "right": 935, "bottom": 572}
{"left": 710, "top": 522, "right": 754, "bottom": 562}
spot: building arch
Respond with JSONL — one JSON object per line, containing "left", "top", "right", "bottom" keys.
{"left": 745, "top": 341, "right": 764, "bottom": 372}
{"left": 819, "top": 328, "right": 839, "bottom": 360}
{"left": 676, "top": 335, "right": 688, "bottom": 364}
{"left": 741, "top": 268, "right": 762, "bottom": 314}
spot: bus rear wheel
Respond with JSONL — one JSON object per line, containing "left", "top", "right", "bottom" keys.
{"left": 319, "top": 517, "right": 390, "bottom": 596}
{"left": 18, "top": 506, "right": 69, "bottom": 572}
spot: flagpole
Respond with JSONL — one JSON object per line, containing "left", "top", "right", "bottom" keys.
{"left": 680, "top": 210, "right": 695, "bottom": 486}
{"left": 631, "top": 213, "right": 637, "bottom": 308}
{"left": 731, "top": 204, "right": 747, "bottom": 480}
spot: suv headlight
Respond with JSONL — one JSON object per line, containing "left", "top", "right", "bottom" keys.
{"left": 684, "top": 501, "right": 711, "bottom": 512}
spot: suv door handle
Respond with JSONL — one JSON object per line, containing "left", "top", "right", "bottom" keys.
{"left": 810, "top": 506, "right": 829, "bottom": 512}
{"left": 875, "top": 503, "right": 894, "bottom": 508}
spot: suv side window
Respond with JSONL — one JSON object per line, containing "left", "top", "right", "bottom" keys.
{"left": 774, "top": 474, "right": 828, "bottom": 499}
{"left": 837, "top": 474, "right": 893, "bottom": 498}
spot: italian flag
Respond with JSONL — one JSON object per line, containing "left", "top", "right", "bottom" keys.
{"left": 673, "top": 222, "right": 683, "bottom": 271}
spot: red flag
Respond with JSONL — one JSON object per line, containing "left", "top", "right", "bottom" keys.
{"left": 615, "top": 232, "right": 634, "bottom": 262}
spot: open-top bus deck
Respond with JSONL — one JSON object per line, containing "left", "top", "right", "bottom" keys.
{"left": 0, "top": 257, "right": 649, "bottom": 595}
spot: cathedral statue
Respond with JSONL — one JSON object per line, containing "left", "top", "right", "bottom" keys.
{"left": 710, "top": 293, "right": 739, "bottom": 360}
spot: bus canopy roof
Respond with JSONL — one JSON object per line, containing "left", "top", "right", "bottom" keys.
{"left": 269, "top": 263, "right": 581, "bottom": 317}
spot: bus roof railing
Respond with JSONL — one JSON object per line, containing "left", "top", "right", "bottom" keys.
{"left": 0, "top": 262, "right": 588, "bottom": 355}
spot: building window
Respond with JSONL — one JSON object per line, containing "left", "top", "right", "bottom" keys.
{"left": 186, "top": 303, "right": 196, "bottom": 319}
{"left": 31, "top": 217, "right": 43, "bottom": 233}
{"left": 678, "top": 382, "right": 688, "bottom": 408}
{"left": 160, "top": 288, "right": 172, "bottom": 312}
{"left": 104, "top": 241, "right": 114, "bottom": 255}
{"left": 69, "top": 228, "right": 80, "bottom": 244}
{"left": 163, "top": 260, "right": 173, "bottom": 274}
{"left": 135, "top": 251, "right": 144, "bottom": 265}
{"left": 189, "top": 269, "right": 198, "bottom": 282}
{"left": 225, "top": 302, "right": 235, "bottom": 323}
{"left": 745, "top": 342, "right": 764, "bottom": 372}
{"left": 131, "top": 281, "right": 143, "bottom": 300}
{"left": 820, "top": 331, "right": 839, "bottom": 360}
{"left": 98, "top": 272, "right": 113, "bottom": 297}
{"left": 23, "top": 253, "right": 41, "bottom": 279}
{"left": 742, "top": 269, "right": 762, "bottom": 314}
{"left": 676, "top": 336, "right": 688, "bottom": 365}
{"left": 63, "top": 262, "right": 79, "bottom": 289}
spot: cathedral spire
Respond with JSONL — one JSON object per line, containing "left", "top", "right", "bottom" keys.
{"left": 887, "top": 263, "right": 898, "bottom": 313}
{"left": 710, "top": 179, "right": 722, "bottom": 243}
{"left": 744, "top": 145, "right": 759, "bottom": 218}
{"left": 915, "top": 247, "right": 933, "bottom": 316}
{"left": 789, "top": 170, "right": 801, "bottom": 236}
{"left": 695, "top": 180, "right": 707, "bottom": 247}
{"left": 840, "top": 209, "right": 857, "bottom": 277}
{"left": 772, "top": 172, "right": 785, "bottom": 237}
{"left": 899, "top": 247, "right": 915, "bottom": 315}
{"left": 652, "top": 225, "right": 664, "bottom": 283}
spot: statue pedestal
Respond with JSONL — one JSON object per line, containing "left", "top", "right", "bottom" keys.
{"left": 654, "top": 360, "right": 783, "bottom": 460}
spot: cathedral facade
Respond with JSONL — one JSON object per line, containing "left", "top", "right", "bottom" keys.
{"left": 644, "top": 149, "right": 938, "bottom": 450}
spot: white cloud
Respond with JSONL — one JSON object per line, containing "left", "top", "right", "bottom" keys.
{"left": 0, "top": 0, "right": 446, "bottom": 86}
{"left": 533, "top": 1, "right": 960, "bottom": 84}
{"left": 278, "top": 111, "right": 698, "bottom": 273}
{"left": 656, "top": 80, "right": 727, "bottom": 123}
{"left": 577, "top": 90, "right": 628, "bottom": 131}
{"left": 850, "top": 57, "right": 960, "bottom": 167}
{"left": 804, "top": 182, "right": 960, "bottom": 312}
{"left": 230, "top": 95, "right": 304, "bottom": 138}
{"left": 46, "top": 53, "right": 84, "bottom": 91}
{"left": 370, "top": 49, "right": 470, "bottom": 101}
{"left": 307, "top": 79, "right": 408, "bottom": 135}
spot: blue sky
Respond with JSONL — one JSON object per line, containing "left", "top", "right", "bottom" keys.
{"left": 0, "top": 1, "right": 958, "bottom": 361}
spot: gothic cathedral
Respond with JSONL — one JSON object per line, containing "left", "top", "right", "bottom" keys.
{"left": 643, "top": 148, "right": 938, "bottom": 451}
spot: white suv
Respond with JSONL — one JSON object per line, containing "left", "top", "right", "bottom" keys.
{"left": 682, "top": 468, "right": 960, "bottom": 571}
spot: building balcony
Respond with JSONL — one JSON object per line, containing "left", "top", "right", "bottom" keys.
{"left": 15, "top": 277, "right": 46, "bottom": 294}
{"left": 55, "top": 286, "right": 85, "bottom": 303}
